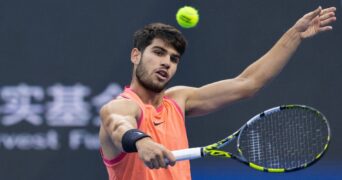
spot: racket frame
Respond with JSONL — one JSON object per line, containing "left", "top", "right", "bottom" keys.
{"left": 172, "top": 104, "right": 331, "bottom": 173}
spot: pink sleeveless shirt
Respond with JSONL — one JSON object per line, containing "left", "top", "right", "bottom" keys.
{"left": 101, "top": 87, "right": 191, "bottom": 180}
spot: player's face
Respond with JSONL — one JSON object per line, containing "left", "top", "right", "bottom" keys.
{"left": 135, "top": 38, "right": 180, "bottom": 93}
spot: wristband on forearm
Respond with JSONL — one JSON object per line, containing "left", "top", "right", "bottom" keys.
{"left": 121, "top": 129, "right": 151, "bottom": 152}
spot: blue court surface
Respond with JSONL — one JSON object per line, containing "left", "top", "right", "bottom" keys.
{"left": 191, "top": 160, "right": 342, "bottom": 180}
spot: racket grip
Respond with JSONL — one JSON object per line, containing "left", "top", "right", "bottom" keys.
{"left": 165, "top": 147, "right": 202, "bottom": 164}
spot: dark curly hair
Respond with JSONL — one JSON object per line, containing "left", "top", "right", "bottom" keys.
{"left": 133, "top": 23, "right": 187, "bottom": 55}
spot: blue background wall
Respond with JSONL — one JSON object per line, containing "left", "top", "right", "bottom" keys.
{"left": 0, "top": 0, "right": 341, "bottom": 179}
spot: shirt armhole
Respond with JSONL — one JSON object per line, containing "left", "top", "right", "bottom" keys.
{"left": 164, "top": 96, "right": 185, "bottom": 120}
{"left": 100, "top": 148, "right": 126, "bottom": 166}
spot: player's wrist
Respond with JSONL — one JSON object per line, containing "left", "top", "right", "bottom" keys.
{"left": 121, "top": 129, "right": 151, "bottom": 152}
{"left": 287, "top": 27, "right": 303, "bottom": 41}
{"left": 278, "top": 27, "right": 302, "bottom": 48}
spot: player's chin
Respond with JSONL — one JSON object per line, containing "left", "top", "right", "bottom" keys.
{"left": 155, "top": 82, "right": 168, "bottom": 90}
{"left": 151, "top": 81, "right": 168, "bottom": 92}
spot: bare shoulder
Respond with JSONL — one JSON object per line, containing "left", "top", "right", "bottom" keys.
{"left": 165, "top": 86, "right": 197, "bottom": 114}
{"left": 100, "top": 98, "right": 141, "bottom": 120}
{"left": 165, "top": 85, "right": 196, "bottom": 99}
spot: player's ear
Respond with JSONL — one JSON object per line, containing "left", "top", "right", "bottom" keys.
{"left": 131, "top": 48, "right": 141, "bottom": 65}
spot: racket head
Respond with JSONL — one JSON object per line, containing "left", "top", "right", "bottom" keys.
{"left": 237, "top": 105, "right": 330, "bottom": 172}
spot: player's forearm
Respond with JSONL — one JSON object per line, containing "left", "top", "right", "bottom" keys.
{"left": 239, "top": 27, "right": 302, "bottom": 89}
{"left": 104, "top": 115, "right": 137, "bottom": 152}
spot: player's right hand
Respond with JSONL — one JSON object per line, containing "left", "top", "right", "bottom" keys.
{"left": 293, "top": 6, "right": 336, "bottom": 39}
{"left": 135, "top": 137, "right": 176, "bottom": 169}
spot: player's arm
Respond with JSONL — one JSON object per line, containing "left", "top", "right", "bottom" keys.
{"left": 167, "top": 7, "right": 336, "bottom": 117}
{"left": 99, "top": 99, "right": 175, "bottom": 169}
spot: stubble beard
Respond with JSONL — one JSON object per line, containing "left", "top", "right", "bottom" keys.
{"left": 135, "top": 58, "right": 169, "bottom": 93}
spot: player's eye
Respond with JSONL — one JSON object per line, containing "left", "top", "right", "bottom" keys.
{"left": 154, "top": 50, "right": 165, "bottom": 56}
{"left": 170, "top": 56, "right": 180, "bottom": 64}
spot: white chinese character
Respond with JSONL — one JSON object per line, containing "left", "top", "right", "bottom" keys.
{"left": 0, "top": 84, "right": 44, "bottom": 126}
{"left": 91, "top": 83, "right": 122, "bottom": 126}
{"left": 46, "top": 84, "right": 91, "bottom": 127}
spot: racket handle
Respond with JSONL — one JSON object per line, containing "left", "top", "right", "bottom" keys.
{"left": 165, "top": 147, "right": 202, "bottom": 164}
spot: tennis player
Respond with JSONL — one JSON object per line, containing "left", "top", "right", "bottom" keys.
{"left": 99, "top": 6, "right": 336, "bottom": 180}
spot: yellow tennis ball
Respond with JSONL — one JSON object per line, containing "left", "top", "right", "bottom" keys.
{"left": 176, "top": 6, "right": 199, "bottom": 28}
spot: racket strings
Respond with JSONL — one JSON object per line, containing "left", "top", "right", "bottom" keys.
{"left": 239, "top": 108, "right": 329, "bottom": 170}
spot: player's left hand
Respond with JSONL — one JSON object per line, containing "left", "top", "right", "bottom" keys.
{"left": 293, "top": 6, "right": 336, "bottom": 39}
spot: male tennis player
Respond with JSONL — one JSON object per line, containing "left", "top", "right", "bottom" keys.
{"left": 99, "top": 6, "right": 336, "bottom": 180}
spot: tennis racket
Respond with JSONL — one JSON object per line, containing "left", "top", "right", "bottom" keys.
{"left": 171, "top": 104, "right": 331, "bottom": 172}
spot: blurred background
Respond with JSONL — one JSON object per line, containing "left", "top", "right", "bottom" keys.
{"left": 0, "top": 0, "right": 341, "bottom": 179}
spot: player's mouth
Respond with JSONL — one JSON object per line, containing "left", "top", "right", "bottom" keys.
{"left": 155, "top": 69, "right": 169, "bottom": 81}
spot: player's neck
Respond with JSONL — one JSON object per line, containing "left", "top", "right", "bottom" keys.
{"left": 129, "top": 82, "right": 164, "bottom": 108}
